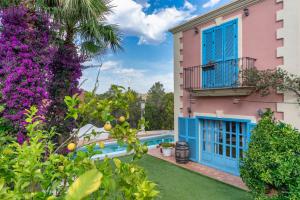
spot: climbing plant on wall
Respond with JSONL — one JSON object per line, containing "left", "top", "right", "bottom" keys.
{"left": 243, "top": 68, "right": 300, "bottom": 103}
{"left": 0, "top": 5, "right": 54, "bottom": 142}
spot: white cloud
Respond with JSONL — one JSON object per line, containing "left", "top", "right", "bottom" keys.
{"left": 82, "top": 60, "right": 118, "bottom": 71}
{"left": 134, "top": 0, "right": 150, "bottom": 8}
{"left": 184, "top": 0, "right": 196, "bottom": 12}
{"left": 80, "top": 60, "right": 173, "bottom": 93}
{"left": 107, "top": 0, "right": 195, "bottom": 44}
{"left": 101, "top": 61, "right": 119, "bottom": 71}
{"left": 202, "top": 0, "right": 221, "bottom": 8}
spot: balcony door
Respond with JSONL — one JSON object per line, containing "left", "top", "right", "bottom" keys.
{"left": 202, "top": 19, "right": 238, "bottom": 89}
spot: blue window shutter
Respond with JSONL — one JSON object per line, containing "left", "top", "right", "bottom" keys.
{"left": 223, "top": 20, "right": 238, "bottom": 87}
{"left": 223, "top": 20, "right": 237, "bottom": 60}
{"left": 202, "top": 29, "right": 215, "bottom": 88}
{"left": 203, "top": 30, "right": 214, "bottom": 64}
{"left": 178, "top": 117, "right": 187, "bottom": 142}
{"left": 214, "top": 26, "right": 223, "bottom": 87}
{"left": 202, "top": 19, "right": 238, "bottom": 88}
{"left": 178, "top": 117, "right": 199, "bottom": 162}
{"left": 214, "top": 27, "right": 223, "bottom": 61}
{"left": 246, "top": 123, "right": 256, "bottom": 149}
{"left": 187, "top": 118, "right": 199, "bottom": 162}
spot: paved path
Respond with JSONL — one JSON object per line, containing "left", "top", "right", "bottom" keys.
{"left": 148, "top": 148, "right": 248, "bottom": 191}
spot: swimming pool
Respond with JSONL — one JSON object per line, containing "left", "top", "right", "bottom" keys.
{"left": 80, "top": 133, "right": 174, "bottom": 159}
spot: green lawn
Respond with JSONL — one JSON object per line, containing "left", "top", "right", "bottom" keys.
{"left": 133, "top": 155, "right": 252, "bottom": 200}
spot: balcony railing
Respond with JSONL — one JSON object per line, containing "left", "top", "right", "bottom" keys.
{"left": 183, "top": 57, "right": 256, "bottom": 90}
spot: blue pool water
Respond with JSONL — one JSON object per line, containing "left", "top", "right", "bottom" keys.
{"left": 80, "top": 134, "right": 174, "bottom": 158}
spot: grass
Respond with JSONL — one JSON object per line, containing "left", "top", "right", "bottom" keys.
{"left": 129, "top": 155, "right": 252, "bottom": 200}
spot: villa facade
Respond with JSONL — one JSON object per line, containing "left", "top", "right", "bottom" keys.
{"left": 170, "top": 0, "right": 300, "bottom": 175}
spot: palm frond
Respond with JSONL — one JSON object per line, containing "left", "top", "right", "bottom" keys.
{"left": 81, "top": 41, "right": 105, "bottom": 55}
{"left": 79, "top": 21, "right": 122, "bottom": 54}
{"left": 63, "top": 0, "right": 111, "bottom": 23}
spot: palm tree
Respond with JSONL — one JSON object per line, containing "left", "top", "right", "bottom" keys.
{"left": 1, "top": 0, "right": 121, "bottom": 55}
{"left": 42, "top": 0, "right": 122, "bottom": 144}
{"left": 49, "top": 0, "right": 121, "bottom": 55}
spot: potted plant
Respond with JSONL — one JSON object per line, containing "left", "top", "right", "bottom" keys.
{"left": 161, "top": 142, "right": 173, "bottom": 157}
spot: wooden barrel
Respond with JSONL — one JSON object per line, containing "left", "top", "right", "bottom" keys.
{"left": 175, "top": 141, "right": 189, "bottom": 164}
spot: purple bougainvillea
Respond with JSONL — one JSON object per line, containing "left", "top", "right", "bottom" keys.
{"left": 0, "top": 6, "right": 54, "bottom": 138}
{"left": 47, "top": 44, "right": 83, "bottom": 137}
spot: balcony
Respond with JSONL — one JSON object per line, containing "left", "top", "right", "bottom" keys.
{"left": 183, "top": 57, "right": 256, "bottom": 97}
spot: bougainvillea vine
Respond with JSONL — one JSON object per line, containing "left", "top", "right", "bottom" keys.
{"left": 0, "top": 6, "right": 55, "bottom": 141}
{"left": 47, "top": 44, "right": 83, "bottom": 141}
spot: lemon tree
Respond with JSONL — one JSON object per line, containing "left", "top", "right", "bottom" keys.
{"left": 0, "top": 86, "right": 158, "bottom": 199}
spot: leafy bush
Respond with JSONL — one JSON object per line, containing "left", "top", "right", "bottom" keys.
{"left": 98, "top": 86, "right": 144, "bottom": 128}
{"left": 240, "top": 110, "right": 300, "bottom": 200}
{"left": 0, "top": 90, "right": 159, "bottom": 199}
{"left": 160, "top": 142, "right": 174, "bottom": 148}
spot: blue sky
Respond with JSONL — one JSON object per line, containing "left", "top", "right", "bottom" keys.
{"left": 81, "top": 0, "right": 231, "bottom": 94}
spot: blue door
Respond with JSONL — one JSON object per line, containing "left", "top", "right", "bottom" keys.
{"left": 178, "top": 117, "right": 199, "bottom": 162}
{"left": 202, "top": 19, "right": 238, "bottom": 88}
{"left": 199, "top": 118, "right": 252, "bottom": 175}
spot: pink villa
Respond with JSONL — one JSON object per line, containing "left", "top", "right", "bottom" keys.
{"left": 170, "top": 0, "right": 300, "bottom": 175}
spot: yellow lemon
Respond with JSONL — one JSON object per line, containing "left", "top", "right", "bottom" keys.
{"left": 98, "top": 141, "right": 105, "bottom": 148}
{"left": 67, "top": 143, "right": 76, "bottom": 151}
{"left": 104, "top": 122, "right": 112, "bottom": 131}
{"left": 58, "top": 166, "right": 64, "bottom": 172}
{"left": 119, "top": 116, "right": 126, "bottom": 123}
{"left": 142, "top": 146, "right": 148, "bottom": 153}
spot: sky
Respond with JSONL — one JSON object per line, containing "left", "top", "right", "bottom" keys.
{"left": 80, "top": 0, "right": 232, "bottom": 94}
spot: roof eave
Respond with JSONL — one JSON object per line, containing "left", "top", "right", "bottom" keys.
{"left": 169, "top": 0, "right": 262, "bottom": 34}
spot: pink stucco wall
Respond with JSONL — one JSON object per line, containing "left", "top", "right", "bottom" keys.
{"left": 181, "top": 0, "right": 284, "bottom": 120}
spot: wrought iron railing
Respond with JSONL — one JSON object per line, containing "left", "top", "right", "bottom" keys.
{"left": 183, "top": 57, "right": 256, "bottom": 90}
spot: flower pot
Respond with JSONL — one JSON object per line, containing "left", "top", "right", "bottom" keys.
{"left": 162, "top": 147, "right": 172, "bottom": 157}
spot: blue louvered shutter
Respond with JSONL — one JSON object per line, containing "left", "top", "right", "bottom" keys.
{"left": 246, "top": 123, "right": 256, "bottom": 149}
{"left": 202, "top": 29, "right": 215, "bottom": 88}
{"left": 203, "top": 30, "right": 214, "bottom": 64}
{"left": 214, "top": 26, "right": 224, "bottom": 87}
{"left": 224, "top": 21, "right": 237, "bottom": 60}
{"left": 214, "top": 27, "right": 223, "bottom": 62}
{"left": 178, "top": 117, "right": 187, "bottom": 142}
{"left": 187, "top": 118, "right": 199, "bottom": 162}
{"left": 223, "top": 20, "right": 238, "bottom": 87}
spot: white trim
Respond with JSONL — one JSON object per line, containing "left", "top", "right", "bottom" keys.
{"left": 193, "top": 112, "right": 257, "bottom": 123}
{"left": 174, "top": 32, "right": 183, "bottom": 141}
{"left": 200, "top": 15, "right": 243, "bottom": 66}
{"left": 169, "top": 0, "right": 261, "bottom": 33}
{"left": 215, "top": 17, "right": 223, "bottom": 25}
{"left": 276, "top": 10, "right": 284, "bottom": 21}
{"left": 276, "top": 0, "right": 300, "bottom": 130}
{"left": 197, "top": 123, "right": 201, "bottom": 162}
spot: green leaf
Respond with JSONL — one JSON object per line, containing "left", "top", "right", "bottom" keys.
{"left": 47, "top": 196, "right": 56, "bottom": 200}
{"left": 0, "top": 179, "right": 4, "bottom": 190}
{"left": 66, "top": 169, "right": 103, "bottom": 200}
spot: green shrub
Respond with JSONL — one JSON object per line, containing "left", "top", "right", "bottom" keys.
{"left": 0, "top": 89, "right": 159, "bottom": 199}
{"left": 160, "top": 142, "right": 173, "bottom": 148}
{"left": 240, "top": 110, "right": 300, "bottom": 200}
